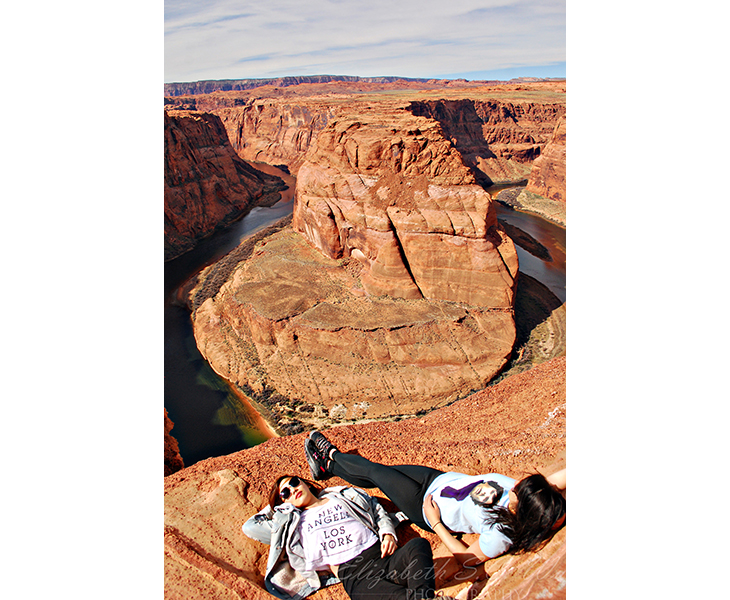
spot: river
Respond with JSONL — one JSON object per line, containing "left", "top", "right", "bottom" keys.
{"left": 494, "top": 205, "right": 566, "bottom": 304}
{"left": 164, "top": 178, "right": 565, "bottom": 466}
{"left": 164, "top": 165, "right": 295, "bottom": 466}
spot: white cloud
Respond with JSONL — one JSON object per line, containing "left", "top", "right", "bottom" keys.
{"left": 164, "top": 0, "right": 565, "bottom": 82}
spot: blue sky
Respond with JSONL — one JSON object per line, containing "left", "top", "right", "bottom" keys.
{"left": 164, "top": 0, "right": 565, "bottom": 83}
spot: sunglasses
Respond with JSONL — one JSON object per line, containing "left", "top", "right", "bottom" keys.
{"left": 279, "top": 476, "right": 302, "bottom": 500}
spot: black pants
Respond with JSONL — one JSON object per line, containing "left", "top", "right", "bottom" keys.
{"left": 331, "top": 452, "right": 444, "bottom": 531}
{"left": 338, "top": 537, "right": 436, "bottom": 600}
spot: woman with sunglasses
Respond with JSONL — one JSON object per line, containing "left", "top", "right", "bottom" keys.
{"left": 304, "top": 431, "right": 566, "bottom": 569}
{"left": 242, "top": 474, "right": 437, "bottom": 600}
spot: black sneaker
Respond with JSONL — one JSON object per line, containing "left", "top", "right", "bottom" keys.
{"left": 309, "top": 431, "right": 338, "bottom": 467}
{"left": 305, "top": 436, "right": 332, "bottom": 481}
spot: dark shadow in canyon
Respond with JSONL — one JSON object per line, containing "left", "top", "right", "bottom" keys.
{"left": 407, "top": 99, "right": 543, "bottom": 189}
{"left": 408, "top": 99, "right": 496, "bottom": 187}
{"left": 487, "top": 272, "right": 565, "bottom": 388}
{"left": 512, "top": 273, "right": 563, "bottom": 348}
{"left": 498, "top": 220, "right": 552, "bottom": 262}
{"left": 164, "top": 303, "right": 252, "bottom": 465}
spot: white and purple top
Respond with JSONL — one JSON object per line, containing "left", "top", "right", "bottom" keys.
{"left": 423, "top": 472, "right": 516, "bottom": 558}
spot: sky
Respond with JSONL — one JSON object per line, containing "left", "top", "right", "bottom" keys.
{"left": 164, "top": 0, "right": 565, "bottom": 83}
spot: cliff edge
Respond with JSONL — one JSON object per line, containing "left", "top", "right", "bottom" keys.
{"left": 164, "top": 355, "right": 566, "bottom": 600}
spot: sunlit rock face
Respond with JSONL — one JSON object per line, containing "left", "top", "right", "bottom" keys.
{"left": 192, "top": 106, "right": 519, "bottom": 420}
{"left": 194, "top": 229, "right": 517, "bottom": 419}
{"left": 293, "top": 109, "right": 519, "bottom": 308}
{"left": 164, "top": 81, "right": 565, "bottom": 188}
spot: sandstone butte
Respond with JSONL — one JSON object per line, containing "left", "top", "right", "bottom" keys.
{"left": 164, "top": 110, "right": 287, "bottom": 261}
{"left": 175, "top": 81, "right": 564, "bottom": 425}
{"left": 164, "top": 355, "right": 567, "bottom": 600}
{"left": 191, "top": 107, "right": 517, "bottom": 420}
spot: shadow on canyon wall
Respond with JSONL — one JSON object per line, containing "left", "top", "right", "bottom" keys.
{"left": 408, "top": 99, "right": 562, "bottom": 187}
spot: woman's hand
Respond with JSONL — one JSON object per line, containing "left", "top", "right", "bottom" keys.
{"left": 423, "top": 494, "right": 487, "bottom": 566}
{"left": 380, "top": 533, "right": 396, "bottom": 558}
{"left": 423, "top": 494, "right": 442, "bottom": 527}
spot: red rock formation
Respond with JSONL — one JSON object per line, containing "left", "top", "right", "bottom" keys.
{"left": 214, "top": 101, "right": 337, "bottom": 173}
{"left": 165, "top": 76, "right": 421, "bottom": 97}
{"left": 164, "top": 110, "right": 286, "bottom": 260}
{"left": 164, "top": 82, "right": 566, "bottom": 187}
{"left": 164, "top": 409, "right": 184, "bottom": 476}
{"left": 512, "top": 117, "right": 567, "bottom": 225}
{"left": 525, "top": 117, "right": 566, "bottom": 204}
{"left": 293, "top": 110, "right": 518, "bottom": 307}
{"left": 172, "top": 79, "right": 566, "bottom": 430}
{"left": 409, "top": 99, "right": 565, "bottom": 185}
{"left": 191, "top": 106, "right": 519, "bottom": 419}
{"left": 164, "top": 355, "right": 567, "bottom": 600}
{"left": 193, "top": 228, "right": 516, "bottom": 422}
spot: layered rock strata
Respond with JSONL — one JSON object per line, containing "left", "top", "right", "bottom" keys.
{"left": 164, "top": 75, "right": 437, "bottom": 97}
{"left": 164, "top": 81, "right": 566, "bottom": 187}
{"left": 293, "top": 111, "right": 519, "bottom": 306}
{"left": 192, "top": 108, "right": 519, "bottom": 420}
{"left": 217, "top": 101, "right": 338, "bottom": 173}
{"left": 193, "top": 229, "right": 516, "bottom": 420}
{"left": 164, "top": 356, "right": 567, "bottom": 600}
{"left": 164, "top": 111, "right": 286, "bottom": 260}
{"left": 409, "top": 99, "right": 565, "bottom": 185}
{"left": 513, "top": 117, "right": 567, "bottom": 225}
{"left": 525, "top": 117, "right": 566, "bottom": 203}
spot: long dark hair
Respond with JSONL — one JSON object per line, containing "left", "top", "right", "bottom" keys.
{"left": 486, "top": 473, "right": 566, "bottom": 554}
{"left": 267, "top": 475, "right": 323, "bottom": 510}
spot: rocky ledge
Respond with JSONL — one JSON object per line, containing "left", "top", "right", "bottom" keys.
{"left": 164, "top": 355, "right": 566, "bottom": 600}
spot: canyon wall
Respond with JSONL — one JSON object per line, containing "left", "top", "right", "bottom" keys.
{"left": 515, "top": 117, "right": 567, "bottom": 225}
{"left": 217, "top": 101, "right": 338, "bottom": 173}
{"left": 293, "top": 108, "right": 518, "bottom": 306}
{"left": 164, "top": 356, "right": 567, "bottom": 600}
{"left": 164, "top": 87, "right": 565, "bottom": 188}
{"left": 164, "top": 409, "right": 184, "bottom": 476}
{"left": 191, "top": 105, "right": 520, "bottom": 424}
{"left": 525, "top": 117, "right": 566, "bottom": 203}
{"left": 164, "top": 75, "right": 435, "bottom": 97}
{"left": 409, "top": 99, "right": 565, "bottom": 185}
{"left": 164, "top": 111, "right": 286, "bottom": 260}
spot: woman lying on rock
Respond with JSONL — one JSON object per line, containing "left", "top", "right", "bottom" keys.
{"left": 242, "top": 473, "right": 437, "bottom": 600}
{"left": 305, "top": 431, "right": 566, "bottom": 568}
